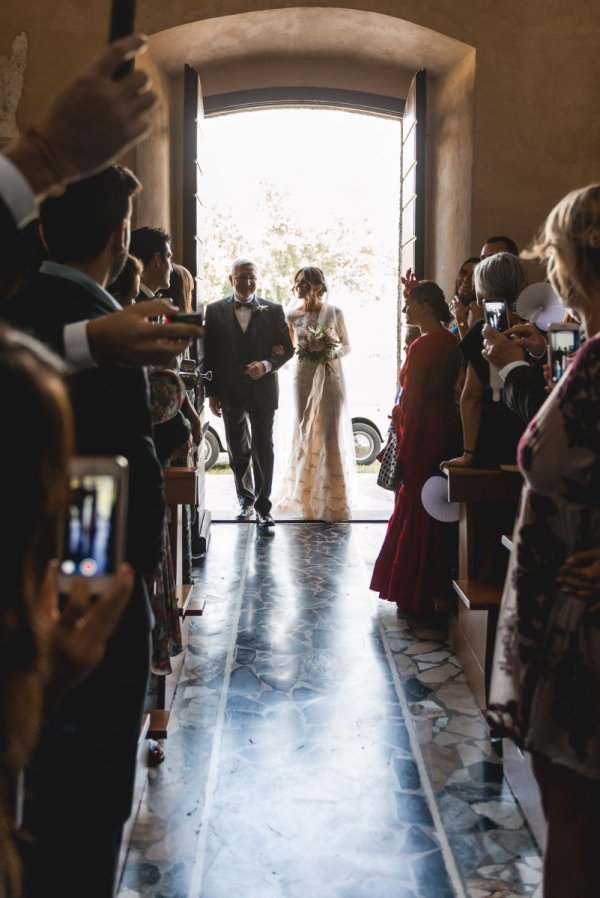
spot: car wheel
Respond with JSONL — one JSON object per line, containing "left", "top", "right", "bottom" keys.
{"left": 352, "top": 421, "right": 381, "bottom": 465}
{"left": 200, "top": 428, "right": 221, "bottom": 470}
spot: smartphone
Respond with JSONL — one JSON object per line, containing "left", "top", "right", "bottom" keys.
{"left": 483, "top": 299, "right": 510, "bottom": 332}
{"left": 58, "top": 456, "right": 129, "bottom": 594}
{"left": 109, "top": 0, "right": 136, "bottom": 79}
{"left": 164, "top": 313, "right": 205, "bottom": 326}
{"left": 548, "top": 323, "right": 581, "bottom": 383}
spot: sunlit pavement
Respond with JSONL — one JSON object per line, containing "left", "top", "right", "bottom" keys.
{"left": 205, "top": 469, "right": 394, "bottom": 522}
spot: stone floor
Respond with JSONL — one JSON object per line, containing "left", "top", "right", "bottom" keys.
{"left": 118, "top": 522, "right": 541, "bottom": 898}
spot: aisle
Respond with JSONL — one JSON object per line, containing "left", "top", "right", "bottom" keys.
{"left": 119, "top": 523, "right": 540, "bottom": 898}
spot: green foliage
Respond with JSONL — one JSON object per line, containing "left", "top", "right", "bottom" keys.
{"left": 201, "top": 180, "right": 391, "bottom": 306}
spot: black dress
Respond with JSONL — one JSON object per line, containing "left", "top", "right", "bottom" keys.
{"left": 459, "top": 319, "right": 525, "bottom": 466}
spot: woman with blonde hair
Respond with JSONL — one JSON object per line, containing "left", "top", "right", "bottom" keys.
{"left": 488, "top": 184, "right": 600, "bottom": 898}
{"left": 169, "top": 262, "right": 195, "bottom": 315}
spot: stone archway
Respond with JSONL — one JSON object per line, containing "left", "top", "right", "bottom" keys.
{"left": 135, "top": 7, "right": 475, "bottom": 297}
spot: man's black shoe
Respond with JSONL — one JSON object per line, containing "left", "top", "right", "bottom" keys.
{"left": 236, "top": 504, "right": 255, "bottom": 521}
{"left": 256, "top": 512, "right": 275, "bottom": 527}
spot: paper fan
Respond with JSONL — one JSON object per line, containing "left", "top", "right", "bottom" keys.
{"left": 515, "top": 282, "right": 564, "bottom": 331}
{"left": 421, "top": 476, "right": 459, "bottom": 523}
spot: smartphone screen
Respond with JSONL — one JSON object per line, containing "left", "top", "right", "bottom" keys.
{"left": 484, "top": 300, "right": 509, "bottom": 332}
{"left": 60, "top": 472, "right": 123, "bottom": 578}
{"left": 548, "top": 327, "right": 580, "bottom": 383}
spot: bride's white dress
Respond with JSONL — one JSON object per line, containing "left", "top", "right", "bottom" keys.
{"left": 273, "top": 303, "right": 354, "bottom": 522}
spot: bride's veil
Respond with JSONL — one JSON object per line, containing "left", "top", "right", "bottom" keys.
{"left": 272, "top": 286, "right": 357, "bottom": 518}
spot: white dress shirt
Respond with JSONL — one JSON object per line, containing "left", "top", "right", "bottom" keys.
{"left": 0, "top": 155, "right": 38, "bottom": 227}
{"left": 0, "top": 158, "right": 98, "bottom": 369}
{"left": 234, "top": 294, "right": 272, "bottom": 373}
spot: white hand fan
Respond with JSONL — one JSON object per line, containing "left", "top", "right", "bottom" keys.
{"left": 421, "top": 476, "right": 459, "bottom": 523}
{"left": 515, "top": 282, "right": 564, "bottom": 332}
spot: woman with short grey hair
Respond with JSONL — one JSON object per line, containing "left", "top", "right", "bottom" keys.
{"left": 474, "top": 251, "right": 527, "bottom": 306}
{"left": 442, "top": 252, "right": 526, "bottom": 468}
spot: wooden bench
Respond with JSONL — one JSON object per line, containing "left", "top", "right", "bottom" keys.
{"left": 442, "top": 465, "right": 522, "bottom": 708}
{"left": 148, "top": 467, "right": 206, "bottom": 728}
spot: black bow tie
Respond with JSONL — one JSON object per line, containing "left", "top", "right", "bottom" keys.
{"left": 234, "top": 299, "right": 254, "bottom": 310}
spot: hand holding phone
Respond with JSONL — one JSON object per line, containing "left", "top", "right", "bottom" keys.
{"left": 163, "top": 313, "right": 205, "bottom": 326}
{"left": 59, "top": 456, "right": 128, "bottom": 595}
{"left": 51, "top": 563, "right": 133, "bottom": 698}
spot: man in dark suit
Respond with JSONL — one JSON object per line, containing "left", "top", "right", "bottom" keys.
{"left": 0, "top": 164, "right": 165, "bottom": 898}
{"left": 203, "top": 258, "right": 294, "bottom": 526}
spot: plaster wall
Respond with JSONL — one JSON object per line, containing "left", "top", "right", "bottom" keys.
{"left": 1, "top": 1, "right": 599, "bottom": 294}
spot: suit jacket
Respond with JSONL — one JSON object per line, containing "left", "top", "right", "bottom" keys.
{"left": 0, "top": 272, "right": 165, "bottom": 578}
{"left": 0, "top": 270, "right": 166, "bottom": 821}
{"left": 503, "top": 362, "right": 547, "bottom": 425}
{"left": 203, "top": 295, "right": 294, "bottom": 410}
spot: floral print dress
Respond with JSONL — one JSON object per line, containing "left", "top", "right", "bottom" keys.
{"left": 488, "top": 336, "right": 600, "bottom": 778}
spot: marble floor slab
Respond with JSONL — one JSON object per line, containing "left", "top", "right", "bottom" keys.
{"left": 119, "top": 522, "right": 541, "bottom": 898}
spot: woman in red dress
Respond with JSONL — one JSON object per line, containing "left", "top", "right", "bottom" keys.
{"left": 371, "top": 281, "right": 462, "bottom": 614}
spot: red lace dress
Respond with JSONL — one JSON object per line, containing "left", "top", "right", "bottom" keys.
{"left": 370, "top": 331, "right": 461, "bottom": 613}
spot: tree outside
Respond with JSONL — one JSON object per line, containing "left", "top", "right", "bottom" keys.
{"left": 200, "top": 108, "right": 401, "bottom": 476}
{"left": 200, "top": 108, "right": 400, "bottom": 315}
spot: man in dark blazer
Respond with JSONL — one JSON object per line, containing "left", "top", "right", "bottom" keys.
{"left": 203, "top": 258, "right": 294, "bottom": 526}
{"left": 0, "top": 164, "right": 165, "bottom": 898}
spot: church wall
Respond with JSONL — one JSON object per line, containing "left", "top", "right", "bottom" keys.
{"left": 1, "top": 0, "right": 599, "bottom": 295}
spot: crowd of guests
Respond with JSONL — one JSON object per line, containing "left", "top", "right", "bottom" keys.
{"left": 0, "top": 37, "right": 205, "bottom": 898}
{"left": 0, "top": 29, "right": 599, "bottom": 898}
{"left": 371, "top": 209, "right": 600, "bottom": 897}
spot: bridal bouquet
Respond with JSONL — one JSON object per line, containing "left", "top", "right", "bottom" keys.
{"left": 296, "top": 325, "right": 341, "bottom": 374}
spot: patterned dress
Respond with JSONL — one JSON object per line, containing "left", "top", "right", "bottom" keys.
{"left": 488, "top": 336, "right": 600, "bottom": 778}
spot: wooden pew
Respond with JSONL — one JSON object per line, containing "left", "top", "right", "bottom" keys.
{"left": 442, "top": 465, "right": 522, "bottom": 708}
{"left": 147, "top": 467, "right": 206, "bottom": 736}
{"left": 443, "top": 465, "right": 547, "bottom": 849}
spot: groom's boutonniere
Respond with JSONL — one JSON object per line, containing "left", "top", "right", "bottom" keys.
{"left": 255, "top": 303, "right": 268, "bottom": 313}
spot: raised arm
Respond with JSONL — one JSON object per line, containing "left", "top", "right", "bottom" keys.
{"left": 442, "top": 361, "right": 484, "bottom": 468}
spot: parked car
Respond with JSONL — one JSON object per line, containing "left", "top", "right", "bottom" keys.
{"left": 200, "top": 401, "right": 389, "bottom": 470}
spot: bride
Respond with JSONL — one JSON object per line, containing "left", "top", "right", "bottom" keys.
{"left": 273, "top": 266, "right": 355, "bottom": 522}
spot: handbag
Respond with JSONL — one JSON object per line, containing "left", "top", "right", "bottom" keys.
{"left": 377, "top": 428, "right": 403, "bottom": 491}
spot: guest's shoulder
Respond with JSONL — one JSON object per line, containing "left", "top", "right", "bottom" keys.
{"left": 260, "top": 298, "right": 285, "bottom": 314}
{"left": 206, "top": 296, "right": 232, "bottom": 312}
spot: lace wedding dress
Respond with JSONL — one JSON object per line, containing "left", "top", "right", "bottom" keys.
{"left": 273, "top": 302, "right": 354, "bottom": 521}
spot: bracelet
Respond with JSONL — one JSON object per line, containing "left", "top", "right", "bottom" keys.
{"left": 24, "top": 127, "right": 66, "bottom": 187}
{"left": 463, "top": 449, "right": 475, "bottom": 455}
{"left": 527, "top": 337, "right": 548, "bottom": 360}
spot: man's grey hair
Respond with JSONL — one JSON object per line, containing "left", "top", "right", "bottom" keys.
{"left": 231, "top": 257, "right": 258, "bottom": 274}
{"left": 474, "top": 251, "right": 527, "bottom": 301}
